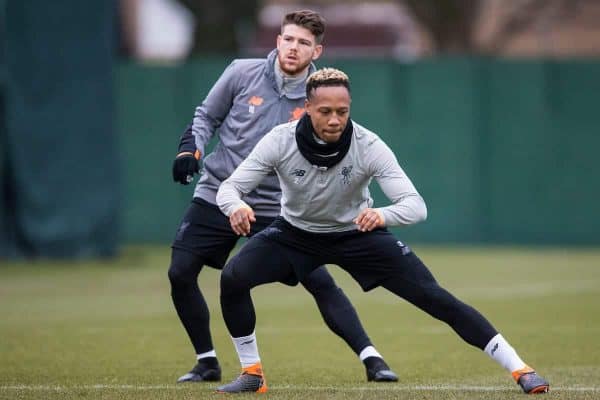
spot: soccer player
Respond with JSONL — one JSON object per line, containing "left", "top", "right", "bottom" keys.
{"left": 215, "top": 68, "right": 550, "bottom": 394}
{"left": 168, "top": 10, "right": 397, "bottom": 384}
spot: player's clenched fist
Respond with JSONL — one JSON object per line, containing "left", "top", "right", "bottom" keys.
{"left": 229, "top": 206, "right": 256, "bottom": 236}
{"left": 172, "top": 151, "right": 200, "bottom": 185}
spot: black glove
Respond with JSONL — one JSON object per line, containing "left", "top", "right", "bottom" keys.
{"left": 172, "top": 152, "right": 200, "bottom": 185}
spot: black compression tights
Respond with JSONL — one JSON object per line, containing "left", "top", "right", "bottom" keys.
{"left": 380, "top": 261, "right": 498, "bottom": 350}
{"left": 220, "top": 264, "right": 372, "bottom": 355}
{"left": 301, "top": 267, "right": 372, "bottom": 354}
{"left": 168, "top": 248, "right": 213, "bottom": 354}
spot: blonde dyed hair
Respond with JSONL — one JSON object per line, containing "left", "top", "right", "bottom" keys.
{"left": 306, "top": 68, "right": 350, "bottom": 99}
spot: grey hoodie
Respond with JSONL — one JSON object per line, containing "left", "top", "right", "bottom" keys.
{"left": 217, "top": 119, "right": 427, "bottom": 233}
{"left": 190, "top": 50, "right": 314, "bottom": 217}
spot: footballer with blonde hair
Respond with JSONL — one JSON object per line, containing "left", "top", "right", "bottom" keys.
{"left": 216, "top": 67, "right": 550, "bottom": 394}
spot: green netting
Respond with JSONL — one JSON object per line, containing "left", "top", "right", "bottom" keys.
{"left": 1, "top": 1, "right": 119, "bottom": 259}
{"left": 116, "top": 57, "right": 600, "bottom": 245}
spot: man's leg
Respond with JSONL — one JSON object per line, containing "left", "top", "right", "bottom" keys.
{"left": 302, "top": 266, "right": 398, "bottom": 382}
{"left": 168, "top": 248, "right": 221, "bottom": 382}
{"left": 379, "top": 251, "right": 549, "bottom": 393}
{"left": 379, "top": 254, "right": 498, "bottom": 348}
{"left": 250, "top": 216, "right": 395, "bottom": 379}
{"left": 218, "top": 238, "right": 299, "bottom": 393}
{"left": 168, "top": 199, "right": 239, "bottom": 382}
{"left": 337, "top": 230, "right": 548, "bottom": 393}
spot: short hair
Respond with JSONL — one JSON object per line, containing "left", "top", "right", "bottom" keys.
{"left": 306, "top": 68, "right": 350, "bottom": 100}
{"left": 281, "top": 10, "right": 325, "bottom": 44}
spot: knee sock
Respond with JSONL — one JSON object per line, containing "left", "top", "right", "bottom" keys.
{"left": 359, "top": 346, "right": 383, "bottom": 361}
{"left": 484, "top": 333, "right": 527, "bottom": 373}
{"left": 197, "top": 350, "right": 217, "bottom": 360}
{"left": 232, "top": 332, "right": 261, "bottom": 368}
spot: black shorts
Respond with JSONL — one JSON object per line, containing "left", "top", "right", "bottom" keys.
{"left": 171, "top": 198, "right": 275, "bottom": 269}
{"left": 234, "top": 217, "right": 422, "bottom": 291}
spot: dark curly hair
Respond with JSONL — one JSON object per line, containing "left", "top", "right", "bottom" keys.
{"left": 281, "top": 10, "right": 326, "bottom": 44}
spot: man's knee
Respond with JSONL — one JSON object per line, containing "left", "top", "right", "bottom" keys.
{"left": 220, "top": 259, "right": 251, "bottom": 298}
{"left": 168, "top": 249, "right": 202, "bottom": 287}
{"left": 302, "top": 266, "right": 338, "bottom": 295}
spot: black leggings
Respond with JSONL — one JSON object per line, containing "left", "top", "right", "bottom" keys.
{"left": 168, "top": 248, "right": 213, "bottom": 354}
{"left": 379, "top": 259, "right": 498, "bottom": 349}
{"left": 220, "top": 261, "right": 372, "bottom": 354}
{"left": 221, "top": 234, "right": 498, "bottom": 351}
{"left": 169, "top": 200, "right": 374, "bottom": 356}
{"left": 170, "top": 249, "right": 373, "bottom": 356}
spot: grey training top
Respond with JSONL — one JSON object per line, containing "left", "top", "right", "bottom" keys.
{"left": 191, "top": 50, "right": 313, "bottom": 217}
{"left": 217, "top": 119, "right": 428, "bottom": 233}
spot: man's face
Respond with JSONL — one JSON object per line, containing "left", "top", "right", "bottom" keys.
{"left": 276, "top": 24, "right": 323, "bottom": 76}
{"left": 305, "top": 85, "right": 351, "bottom": 143}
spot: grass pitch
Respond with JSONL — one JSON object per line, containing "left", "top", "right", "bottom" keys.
{"left": 1, "top": 245, "right": 599, "bottom": 399}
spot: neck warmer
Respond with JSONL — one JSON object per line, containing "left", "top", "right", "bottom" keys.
{"left": 295, "top": 113, "right": 353, "bottom": 169}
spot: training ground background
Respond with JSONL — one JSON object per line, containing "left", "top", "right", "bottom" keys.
{"left": 1, "top": 245, "right": 599, "bottom": 400}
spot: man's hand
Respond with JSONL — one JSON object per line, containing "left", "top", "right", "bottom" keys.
{"left": 229, "top": 206, "right": 256, "bottom": 236}
{"left": 353, "top": 208, "right": 385, "bottom": 232}
{"left": 172, "top": 151, "right": 200, "bottom": 185}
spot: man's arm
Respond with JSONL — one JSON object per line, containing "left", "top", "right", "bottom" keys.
{"left": 172, "top": 61, "right": 240, "bottom": 185}
{"left": 172, "top": 124, "right": 201, "bottom": 185}
{"left": 177, "top": 124, "right": 198, "bottom": 155}
{"left": 192, "top": 61, "right": 240, "bottom": 155}
{"left": 368, "top": 140, "right": 427, "bottom": 227}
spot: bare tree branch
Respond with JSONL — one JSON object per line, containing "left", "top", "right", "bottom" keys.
{"left": 486, "top": 0, "right": 549, "bottom": 53}
{"left": 401, "top": 0, "right": 483, "bottom": 52}
{"left": 400, "top": 0, "right": 585, "bottom": 55}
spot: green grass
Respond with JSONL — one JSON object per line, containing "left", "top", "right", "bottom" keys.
{"left": 1, "top": 245, "right": 599, "bottom": 399}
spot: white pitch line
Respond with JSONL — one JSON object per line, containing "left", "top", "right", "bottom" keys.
{"left": 0, "top": 384, "right": 598, "bottom": 392}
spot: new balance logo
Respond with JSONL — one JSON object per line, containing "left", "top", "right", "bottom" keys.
{"left": 396, "top": 241, "right": 412, "bottom": 255}
{"left": 290, "top": 168, "right": 306, "bottom": 184}
{"left": 491, "top": 343, "right": 499, "bottom": 355}
{"left": 290, "top": 169, "right": 305, "bottom": 177}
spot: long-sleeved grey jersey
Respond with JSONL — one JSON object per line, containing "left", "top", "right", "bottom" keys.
{"left": 217, "top": 119, "right": 428, "bottom": 233}
{"left": 190, "top": 50, "right": 314, "bottom": 217}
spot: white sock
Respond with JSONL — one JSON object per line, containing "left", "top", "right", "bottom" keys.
{"left": 232, "top": 332, "right": 261, "bottom": 368}
{"left": 484, "top": 333, "right": 527, "bottom": 373}
{"left": 196, "top": 350, "right": 217, "bottom": 360}
{"left": 358, "top": 346, "right": 383, "bottom": 361}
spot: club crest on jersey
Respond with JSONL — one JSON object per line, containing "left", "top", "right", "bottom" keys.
{"left": 341, "top": 165, "right": 353, "bottom": 185}
{"left": 248, "top": 96, "right": 264, "bottom": 114}
{"left": 289, "top": 107, "right": 305, "bottom": 121}
{"left": 290, "top": 168, "right": 306, "bottom": 184}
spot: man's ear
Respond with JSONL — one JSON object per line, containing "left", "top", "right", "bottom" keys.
{"left": 276, "top": 34, "right": 282, "bottom": 50}
{"left": 312, "top": 44, "right": 323, "bottom": 61}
